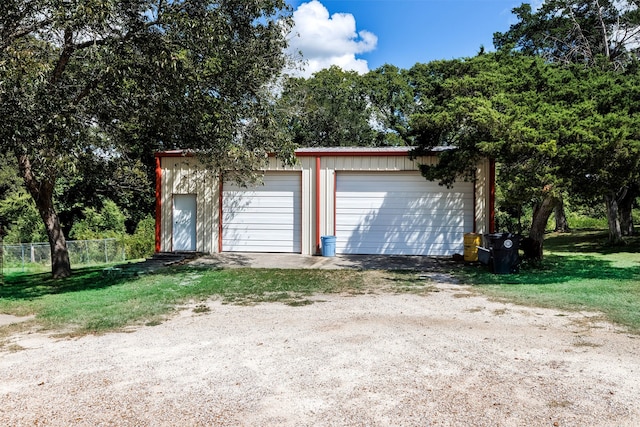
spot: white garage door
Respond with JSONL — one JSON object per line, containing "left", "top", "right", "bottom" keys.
{"left": 222, "top": 172, "right": 301, "bottom": 253}
{"left": 335, "top": 172, "right": 474, "bottom": 255}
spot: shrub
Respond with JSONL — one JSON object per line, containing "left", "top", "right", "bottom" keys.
{"left": 70, "top": 199, "right": 126, "bottom": 240}
{"left": 124, "top": 216, "right": 155, "bottom": 260}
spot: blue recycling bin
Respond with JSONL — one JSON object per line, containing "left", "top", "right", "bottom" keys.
{"left": 321, "top": 235, "right": 336, "bottom": 257}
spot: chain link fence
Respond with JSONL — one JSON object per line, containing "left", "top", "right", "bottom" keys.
{"left": 1, "top": 238, "right": 126, "bottom": 275}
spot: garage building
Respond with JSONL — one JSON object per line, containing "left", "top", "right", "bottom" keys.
{"left": 155, "top": 147, "right": 494, "bottom": 256}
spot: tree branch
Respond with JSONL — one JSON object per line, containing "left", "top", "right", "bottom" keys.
{"left": 49, "top": 27, "right": 75, "bottom": 85}
{"left": 1, "top": 18, "right": 53, "bottom": 51}
{"left": 595, "top": 0, "right": 611, "bottom": 59}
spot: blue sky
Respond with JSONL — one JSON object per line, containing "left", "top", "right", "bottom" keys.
{"left": 285, "top": 0, "right": 535, "bottom": 77}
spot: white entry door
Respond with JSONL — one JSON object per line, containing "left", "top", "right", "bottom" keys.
{"left": 173, "top": 194, "right": 197, "bottom": 251}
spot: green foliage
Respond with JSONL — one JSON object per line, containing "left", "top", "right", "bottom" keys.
{"left": 124, "top": 216, "right": 155, "bottom": 260}
{"left": 362, "top": 64, "right": 415, "bottom": 145}
{"left": 1, "top": 0, "right": 294, "bottom": 276}
{"left": 407, "top": 50, "right": 640, "bottom": 247}
{"left": 494, "top": 0, "right": 640, "bottom": 68}
{"left": 0, "top": 190, "right": 47, "bottom": 243}
{"left": 278, "top": 66, "right": 378, "bottom": 147}
{"left": 69, "top": 199, "right": 127, "bottom": 240}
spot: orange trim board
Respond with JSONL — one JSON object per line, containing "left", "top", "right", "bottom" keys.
{"left": 315, "top": 156, "right": 321, "bottom": 254}
{"left": 218, "top": 176, "right": 223, "bottom": 252}
{"left": 155, "top": 156, "right": 162, "bottom": 253}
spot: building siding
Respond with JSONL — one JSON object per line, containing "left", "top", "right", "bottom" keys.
{"left": 156, "top": 150, "right": 491, "bottom": 256}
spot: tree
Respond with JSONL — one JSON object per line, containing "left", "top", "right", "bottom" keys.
{"left": 1, "top": 0, "right": 293, "bottom": 278}
{"left": 362, "top": 64, "right": 415, "bottom": 146}
{"left": 554, "top": 66, "right": 640, "bottom": 244}
{"left": 494, "top": 0, "right": 640, "bottom": 242}
{"left": 494, "top": 0, "right": 640, "bottom": 69}
{"left": 278, "top": 66, "right": 377, "bottom": 147}
{"left": 408, "top": 53, "right": 579, "bottom": 259}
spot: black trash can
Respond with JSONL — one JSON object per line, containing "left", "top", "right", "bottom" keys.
{"left": 486, "top": 233, "right": 521, "bottom": 274}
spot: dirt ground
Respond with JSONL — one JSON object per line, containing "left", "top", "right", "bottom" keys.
{"left": 1, "top": 277, "right": 639, "bottom": 426}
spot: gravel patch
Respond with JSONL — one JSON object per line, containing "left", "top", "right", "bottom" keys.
{"left": 1, "top": 281, "right": 639, "bottom": 426}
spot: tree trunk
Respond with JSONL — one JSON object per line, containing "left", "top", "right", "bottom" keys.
{"left": 17, "top": 154, "right": 71, "bottom": 278}
{"left": 604, "top": 193, "right": 624, "bottom": 245}
{"left": 618, "top": 186, "right": 636, "bottom": 237}
{"left": 554, "top": 198, "right": 571, "bottom": 233}
{"left": 526, "top": 195, "right": 557, "bottom": 260}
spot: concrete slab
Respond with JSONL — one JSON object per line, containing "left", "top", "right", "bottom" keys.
{"left": 189, "top": 252, "right": 458, "bottom": 271}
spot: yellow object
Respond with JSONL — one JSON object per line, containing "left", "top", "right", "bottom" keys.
{"left": 463, "top": 233, "right": 482, "bottom": 262}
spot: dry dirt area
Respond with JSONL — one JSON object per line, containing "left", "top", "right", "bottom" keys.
{"left": 1, "top": 279, "right": 639, "bottom": 426}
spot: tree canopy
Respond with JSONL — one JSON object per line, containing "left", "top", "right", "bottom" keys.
{"left": 493, "top": 0, "right": 640, "bottom": 68}
{"left": 1, "top": 0, "right": 294, "bottom": 277}
{"left": 278, "top": 66, "right": 378, "bottom": 147}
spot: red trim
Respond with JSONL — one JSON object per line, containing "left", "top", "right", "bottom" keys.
{"left": 315, "top": 156, "right": 321, "bottom": 254}
{"left": 155, "top": 156, "right": 162, "bottom": 253}
{"left": 299, "top": 173, "right": 303, "bottom": 254}
{"left": 218, "top": 176, "right": 224, "bottom": 252}
{"left": 489, "top": 159, "right": 496, "bottom": 233}
{"left": 333, "top": 171, "right": 337, "bottom": 235}
{"left": 472, "top": 169, "right": 477, "bottom": 233}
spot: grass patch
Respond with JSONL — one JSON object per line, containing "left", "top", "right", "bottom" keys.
{"left": 459, "top": 230, "right": 640, "bottom": 333}
{"left": 3, "top": 229, "right": 640, "bottom": 338}
{"left": 0, "top": 266, "right": 413, "bottom": 337}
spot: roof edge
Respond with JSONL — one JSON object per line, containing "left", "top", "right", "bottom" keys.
{"left": 155, "top": 146, "right": 455, "bottom": 158}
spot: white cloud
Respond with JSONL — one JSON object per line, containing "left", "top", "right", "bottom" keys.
{"left": 286, "top": 1, "right": 377, "bottom": 78}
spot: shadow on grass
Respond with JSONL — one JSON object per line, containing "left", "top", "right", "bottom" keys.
{"left": 544, "top": 230, "right": 640, "bottom": 254}
{"left": 463, "top": 253, "right": 640, "bottom": 286}
{"left": 0, "top": 266, "right": 136, "bottom": 300}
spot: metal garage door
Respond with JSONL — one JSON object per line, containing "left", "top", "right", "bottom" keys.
{"left": 222, "top": 172, "right": 301, "bottom": 253}
{"left": 335, "top": 172, "right": 473, "bottom": 255}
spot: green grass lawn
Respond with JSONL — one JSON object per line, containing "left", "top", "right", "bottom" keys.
{"left": 2, "top": 229, "right": 639, "bottom": 341}
{"left": 461, "top": 230, "right": 640, "bottom": 333}
{"left": 0, "top": 266, "right": 410, "bottom": 338}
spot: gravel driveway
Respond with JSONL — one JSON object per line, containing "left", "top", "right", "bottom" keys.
{"left": 1, "top": 279, "right": 639, "bottom": 426}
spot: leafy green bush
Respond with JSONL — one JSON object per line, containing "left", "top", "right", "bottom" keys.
{"left": 0, "top": 190, "right": 48, "bottom": 243}
{"left": 124, "top": 215, "right": 155, "bottom": 260}
{"left": 70, "top": 199, "right": 127, "bottom": 240}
